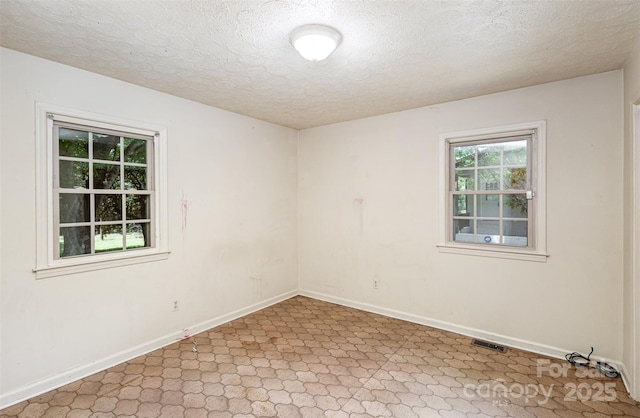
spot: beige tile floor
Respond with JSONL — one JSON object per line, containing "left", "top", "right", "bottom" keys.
{"left": 1, "top": 296, "right": 639, "bottom": 417}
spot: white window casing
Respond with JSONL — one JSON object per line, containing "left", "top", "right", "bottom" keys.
{"left": 34, "top": 103, "right": 169, "bottom": 279}
{"left": 437, "top": 121, "right": 548, "bottom": 262}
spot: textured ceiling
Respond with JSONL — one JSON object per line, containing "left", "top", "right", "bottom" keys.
{"left": 1, "top": 1, "right": 640, "bottom": 130}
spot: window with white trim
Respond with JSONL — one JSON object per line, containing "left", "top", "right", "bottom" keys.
{"left": 35, "top": 104, "right": 169, "bottom": 278}
{"left": 54, "top": 120, "right": 154, "bottom": 258}
{"left": 439, "top": 122, "right": 547, "bottom": 262}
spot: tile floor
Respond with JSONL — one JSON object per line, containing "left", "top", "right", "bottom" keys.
{"left": 1, "top": 296, "right": 639, "bottom": 417}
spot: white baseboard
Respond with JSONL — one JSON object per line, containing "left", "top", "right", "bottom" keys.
{"left": 618, "top": 362, "right": 639, "bottom": 402}
{"left": 298, "top": 289, "right": 625, "bottom": 375}
{"left": 0, "top": 290, "right": 297, "bottom": 410}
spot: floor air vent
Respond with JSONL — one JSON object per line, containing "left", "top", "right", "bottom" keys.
{"left": 472, "top": 339, "right": 507, "bottom": 353}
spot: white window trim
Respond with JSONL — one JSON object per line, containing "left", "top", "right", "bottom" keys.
{"left": 437, "top": 121, "right": 548, "bottom": 262}
{"left": 34, "top": 103, "right": 169, "bottom": 279}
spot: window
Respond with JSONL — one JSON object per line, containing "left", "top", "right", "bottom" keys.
{"left": 55, "top": 121, "right": 154, "bottom": 258}
{"left": 35, "top": 104, "right": 168, "bottom": 278}
{"left": 438, "top": 122, "right": 547, "bottom": 262}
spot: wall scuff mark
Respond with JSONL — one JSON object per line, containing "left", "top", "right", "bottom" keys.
{"left": 180, "top": 191, "right": 191, "bottom": 238}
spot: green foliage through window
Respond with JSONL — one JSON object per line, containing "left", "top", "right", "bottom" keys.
{"left": 56, "top": 124, "right": 153, "bottom": 258}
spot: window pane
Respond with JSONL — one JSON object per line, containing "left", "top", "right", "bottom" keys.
{"left": 93, "top": 134, "right": 120, "bottom": 161}
{"left": 124, "top": 166, "right": 147, "bottom": 190}
{"left": 455, "top": 169, "right": 475, "bottom": 191}
{"left": 477, "top": 144, "right": 501, "bottom": 166}
{"left": 446, "top": 131, "right": 538, "bottom": 251}
{"left": 59, "top": 160, "right": 89, "bottom": 189}
{"left": 93, "top": 163, "right": 121, "bottom": 189}
{"left": 503, "top": 194, "right": 528, "bottom": 218}
{"left": 59, "top": 128, "right": 89, "bottom": 158}
{"left": 124, "top": 138, "right": 147, "bottom": 163}
{"left": 478, "top": 168, "right": 500, "bottom": 190}
{"left": 127, "top": 194, "right": 150, "bottom": 220}
{"left": 503, "top": 140, "right": 526, "bottom": 165}
{"left": 477, "top": 194, "right": 500, "bottom": 217}
{"left": 453, "top": 195, "right": 474, "bottom": 216}
{"left": 59, "top": 194, "right": 90, "bottom": 223}
{"left": 454, "top": 146, "right": 475, "bottom": 168}
{"left": 50, "top": 115, "right": 161, "bottom": 263}
{"left": 95, "top": 194, "right": 122, "bottom": 222}
{"left": 94, "top": 225, "right": 123, "bottom": 253}
{"left": 453, "top": 219, "right": 473, "bottom": 243}
{"left": 503, "top": 167, "right": 527, "bottom": 190}
{"left": 127, "top": 223, "right": 151, "bottom": 249}
{"left": 476, "top": 220, "right": 499, "bottom": 244}
{"left": 503, "top": 221, "right": 528, "bottom": 246}
{"left": 60, "top": 226, "right": 91, "bottom": 257}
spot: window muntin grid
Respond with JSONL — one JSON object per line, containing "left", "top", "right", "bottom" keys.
{"left": 53, "top": 121, "right": 155, "bottom": 259}
{"left": 449, "top": 136, "right": 532, "bottom": 247}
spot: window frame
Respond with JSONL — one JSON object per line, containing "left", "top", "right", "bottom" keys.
{"left": 34, "top": 103, "right": 169, "bottom": 279}
{"left": 438, "top": 121, "right": 548, "bottom": 262}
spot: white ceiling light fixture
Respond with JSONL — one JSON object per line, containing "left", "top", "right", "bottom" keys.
{"left": 290, "top": 24, "right": 342, "bottom": 61}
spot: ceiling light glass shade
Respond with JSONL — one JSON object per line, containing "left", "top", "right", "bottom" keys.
{"left": 290, "top": 24, "right": 342, "bottom": 61}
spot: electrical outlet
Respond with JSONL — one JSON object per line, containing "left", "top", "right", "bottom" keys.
{"left": 173, "top": 300, "right": 179, "bottom": 311}
{"left": 373, "top": 280, "right": 379, "bottom": 289}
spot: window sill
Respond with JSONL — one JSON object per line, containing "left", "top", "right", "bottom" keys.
{"left": 437, "top": 243, "right": 548, "bottom": 262}
{"left": 33, "top": 250, "right": 170, "bottom": 279}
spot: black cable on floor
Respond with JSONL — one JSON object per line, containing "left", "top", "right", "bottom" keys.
{"left": 565, "top": 347, "right": 619, "bottom": 378}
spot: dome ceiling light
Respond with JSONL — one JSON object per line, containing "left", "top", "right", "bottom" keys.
{"left": 290, "top": 24, "right": 342, "bottom": 61}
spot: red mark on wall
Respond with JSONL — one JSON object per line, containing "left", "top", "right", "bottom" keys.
{"left": 180, "top": 191, "right": 191, "bottom": 235}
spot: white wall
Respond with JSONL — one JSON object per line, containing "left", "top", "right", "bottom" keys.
{"left": 299, "top": 71, "right": 624, "bottom": 363}
{"left": 0, "top": 48, "right": 298, "bottom": 406}
{"left": 623, "top": 36, "right": 640, "bottom": 400}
